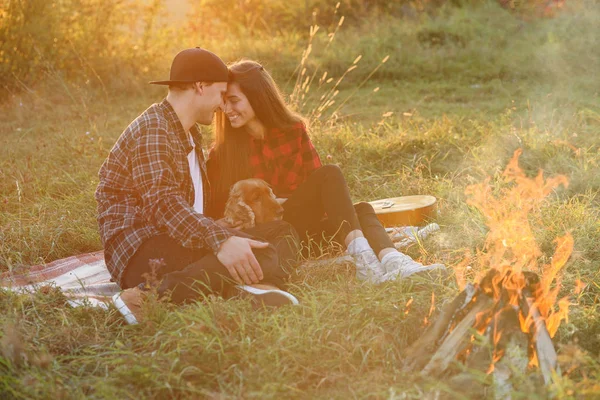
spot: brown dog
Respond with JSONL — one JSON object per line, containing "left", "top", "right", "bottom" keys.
{"left": 224, "top": 179, "right": 284, "bottom": 229}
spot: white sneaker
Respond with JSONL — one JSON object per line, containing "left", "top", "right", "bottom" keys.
{"left": 380, "top": 252, "right": 446, "bottom": 282}
{"left": 388, "top": 223, "right": 440, "bottom": 249}
{"left": 112, "top": 287, "right": 144, "bottom": 325}
{"left": 236, "top": 284, "right": 299, "bottom": 307}
{"left": 352, "top": 249, "right": 387, "bottom": 283}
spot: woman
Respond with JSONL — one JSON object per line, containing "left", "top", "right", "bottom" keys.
{"left": 207, "top": 60, "right": 445, "bottom": 283}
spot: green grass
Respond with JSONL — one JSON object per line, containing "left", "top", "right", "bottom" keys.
{"left": 2, "top": 1, "right": 600, "bottom": 398}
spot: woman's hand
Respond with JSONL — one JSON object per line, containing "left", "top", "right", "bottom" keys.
{"left": 215, "top": 217, "right": 243, "bottom": 230}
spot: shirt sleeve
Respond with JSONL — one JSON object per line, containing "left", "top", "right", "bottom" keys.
{"left": 131, "top": 125, "right": 231, "bottom": 253}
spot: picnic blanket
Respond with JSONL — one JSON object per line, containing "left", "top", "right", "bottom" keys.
{"left": 0, "top": 224, "right": 439, "bottom": 309}
{"left": 0, "top": 251, "right": 117, "bottom": 309}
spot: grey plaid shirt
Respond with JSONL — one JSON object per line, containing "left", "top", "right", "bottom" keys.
{"left": 95, "top": 99, "right": 231, "bottom": 285}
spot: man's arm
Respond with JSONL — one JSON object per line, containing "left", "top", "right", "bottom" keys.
{"left": 131, "top": 125, "right": 265, "bottom": 284}
{"left": 131, "top": 124, "right": 230, "bottom": 252}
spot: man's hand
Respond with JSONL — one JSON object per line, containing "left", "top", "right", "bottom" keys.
{"left": 216, "top": 236, "right": 269, "bottom": 284}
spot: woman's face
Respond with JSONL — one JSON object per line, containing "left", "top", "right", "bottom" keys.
{"left": 224, "top": 82, "right": 256, "bottom": 129}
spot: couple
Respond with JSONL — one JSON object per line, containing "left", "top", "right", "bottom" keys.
{"left": 95, "top": 48, "right": 445, "bottom": 324}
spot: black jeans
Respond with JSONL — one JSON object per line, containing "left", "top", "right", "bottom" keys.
{"left": 282, "top": 165, "right": 394, "bottom": 256}
{"left": 121, "top": 220, "right": 300, "bottom": 304}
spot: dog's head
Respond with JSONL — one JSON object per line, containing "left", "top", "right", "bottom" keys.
{"left": 224, "top": 179, "right": 284, "bottom": 229}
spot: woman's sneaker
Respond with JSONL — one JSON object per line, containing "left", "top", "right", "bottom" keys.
{"left": 380, "top": 252, "right": 447, "bottom": 283}
{"left": 112, "top": 287, "right": 144, "bottom": 325}
{"left": 236, "top": 284, "right": 299, "bottom": 307}
{"left": 388, "top": 223, "right": 440, "bottom": 249}
{"left": 352, "top": 249, "right": 387, "bottom": 283}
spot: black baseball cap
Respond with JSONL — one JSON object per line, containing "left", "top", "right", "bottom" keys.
{"left": 149, "top": 47, "right": 229, "bottom": 85}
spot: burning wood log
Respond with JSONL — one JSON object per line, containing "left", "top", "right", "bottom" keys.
{"left": 403, "top": 283, "right": 478, "bottom": 372}
{"left": 421, "top": 293, "right": 493, "bottom": 376}
{"left": 403, "top": 269, "right": 559, "bottom": 397}
{"left": 406, "top": 150, "right": 573, "bottom": 398}
{"left": 519, "top": 272, "right": 561, "bottom": 385}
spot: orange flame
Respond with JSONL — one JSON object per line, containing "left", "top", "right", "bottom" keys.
{"left": 465, "top": 149, "right": 569, "bottom": 277}
{"left": 428, "top": 292, "right": 436, "bottom": 317}
{"left": 423, "top": 292, "right": 436, "bottom": 326}
{"left": 574, "top": 279, "right": 586, "bottom": 295}
{"left": 464, "top": 149, "right": 573, "bottom": 366}
{"left": 453, "top": 252, "right": 472, "bottom": 291}
{"left": 405, "top": 297, "right": 413, "bottom": 316}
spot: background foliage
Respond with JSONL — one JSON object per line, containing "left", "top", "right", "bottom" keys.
{"left": 1, "top": 0, "right": 599, "bottom": 398}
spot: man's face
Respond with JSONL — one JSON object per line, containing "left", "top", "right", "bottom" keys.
{"left": 194, "top": 82, "right": 227, "bottom": 125}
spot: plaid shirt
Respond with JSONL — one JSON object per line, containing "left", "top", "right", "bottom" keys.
{"left": 95, "top": 99, "right": 231, "bottom": 285}
{"left": 206, "top": 122, "right": 322, "bottom": 218}
{"left": 250, "top": 122, "right": 322, "bottom": 197}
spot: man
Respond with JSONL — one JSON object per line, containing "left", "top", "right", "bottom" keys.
{"left": 95, "top": 48, "right": 300, "bottom": 325}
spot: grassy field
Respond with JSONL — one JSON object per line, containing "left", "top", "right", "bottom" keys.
{"left": 1, "top": 0, "right": 600, "bottom": 398}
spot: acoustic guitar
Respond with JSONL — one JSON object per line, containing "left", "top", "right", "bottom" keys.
{"left": 368, "top": 195, "right": 437, "bottom": 228}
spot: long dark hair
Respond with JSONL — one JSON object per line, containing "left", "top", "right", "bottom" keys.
{"left": 212, "top": 60, "right": 306, "bottom": 199}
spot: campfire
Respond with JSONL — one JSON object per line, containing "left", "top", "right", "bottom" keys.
{"left": 404, "top": 149, "right": 580, "bottom": 396}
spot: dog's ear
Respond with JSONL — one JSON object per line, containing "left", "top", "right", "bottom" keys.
{"left": 236, "top": 200, "right": 255, "bottom": 229}
{"left": 224, "top": 193, "right": 256, "bottom": 229}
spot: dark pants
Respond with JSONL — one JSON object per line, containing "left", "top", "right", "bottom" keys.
{"left": 282, "top": 165, "right": 394, "bottom": 256}
{"left": 121, "top": 220, "right": 300, "bottom": 304}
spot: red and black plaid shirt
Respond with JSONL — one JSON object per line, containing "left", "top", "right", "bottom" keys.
{"left": 207, "top": 122, "right": 322, "bottom": 218}
{"left": 250, "top": 122, "right": 322, "bottom": 197}
{"left": 95, "top": 99, "right": 231, "bottom": 285}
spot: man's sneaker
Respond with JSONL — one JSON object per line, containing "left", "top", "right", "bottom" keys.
{"left": 112, "top": 287, "right": 144, "bottom": 325}
{"left": 352, "top": 249, "right": 387, "bottom": 283}
{"left": 236, "top": 284, "right": 299, "bottom": 308}
{"left": 380, "top": 252, "right": 447, "bottom": 283}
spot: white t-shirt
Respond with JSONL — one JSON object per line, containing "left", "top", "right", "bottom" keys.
{"left": 187, "top": 131, "right": 203, "bottom": 213}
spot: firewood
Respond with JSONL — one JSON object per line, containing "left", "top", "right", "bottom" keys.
{"left": 519, "top": 288, "right": 560, "bottom": 385}
{"left": 421, "top": 294, "right": 494, "bottom": 376}
{"left": 488, "top": 306, "right": 530, "bottom": 399}
{"left": 403, "top": 283, "right": 477, "bottom": 372}
{"left": 402, "top": 268, "right": 560, "bottom": 393}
